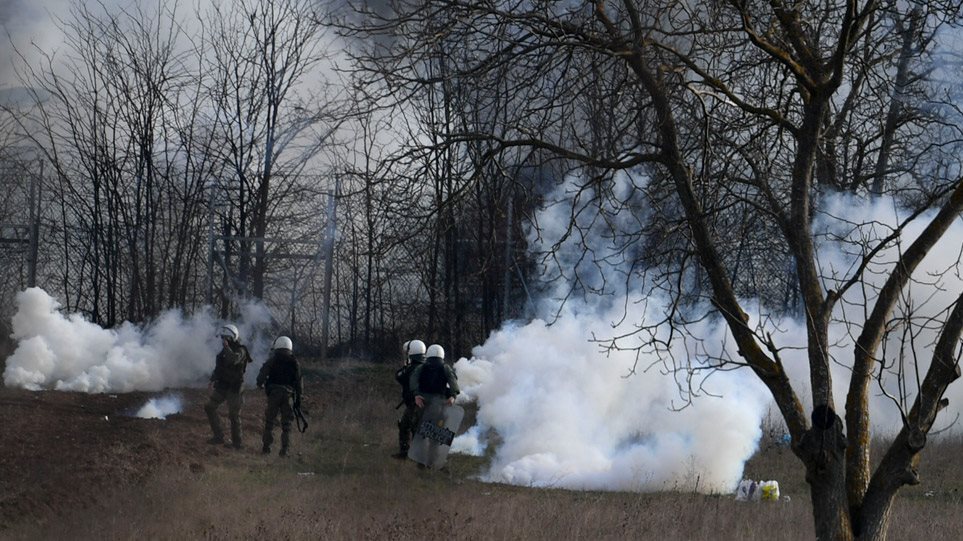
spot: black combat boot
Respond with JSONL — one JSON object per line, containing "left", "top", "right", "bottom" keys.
{"left": 279, "top": 447, "right": 289, "bottom": 457}
{"left": 261, "top": 444, "right": 271, "bottom": 455}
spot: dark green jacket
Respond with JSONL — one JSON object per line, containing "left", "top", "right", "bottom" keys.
{"left": 395, "top": 357, "right": 424, "bottom": 407}
{"left": 210, "top": 341, "right": 252, "bottom": 392}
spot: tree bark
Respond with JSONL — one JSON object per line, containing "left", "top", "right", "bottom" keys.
{"left": 799, "top": 406, "right": 853, "bottom": 540}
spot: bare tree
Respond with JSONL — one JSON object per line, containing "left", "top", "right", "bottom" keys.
{"left": 335, "top": 3, "right": 551, "bottom": 354}
{"left": 5, "top": 2, "right": 205, "bottom": 324}
{"left": 4, "top": 0, "right": 342, "bottom": 329}
{"left": 203, "top": 0, "right": 334, "bottom": 303}
{"left": 342, "top": 1, "right": 963, "bottom": 537}
{"left": 0, "top": 107, "right": 43, "bottom": 333}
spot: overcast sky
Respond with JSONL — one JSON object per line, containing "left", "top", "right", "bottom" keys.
{"left": 0, "top": 0, "right": 372, "bottom": 97}
{"left": 1, "top": 0, "right": 70, "bottom": 88}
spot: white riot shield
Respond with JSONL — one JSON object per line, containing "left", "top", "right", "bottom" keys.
{"left": 407, "top": 396, "right": 464, "bottom": 469}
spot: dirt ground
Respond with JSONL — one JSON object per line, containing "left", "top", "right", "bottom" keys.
{"left": 0, "top": 384, "right": 263, "bottom": 531}
{"left": 1, "top": 361, "right": 961, "bottom": 540}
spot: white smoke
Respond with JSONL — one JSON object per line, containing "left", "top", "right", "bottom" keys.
{"left": 3, "top": 287, "right": 274, "bottom": 393}
{"left": 451, "top": 171, "right": 963, "bottom": 494}
{"left": 450, "top": 425, "right": 487, "bottom": 456}
{"left": 134, "top": 393, "right": 183, "bottom": 419}
{"left": 813, "top": 194, "right": 963, "bottom": 432}
{"left": 454, "top": 311, "right": 769, "bottom": 492}
{"left": 451, "top": 171, "right": 770, "bottom": 493}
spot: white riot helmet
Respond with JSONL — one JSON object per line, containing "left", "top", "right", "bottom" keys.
{"left": 407, "top": 339, "right": 426, "bottom": 357}
{"left": 272, "top": 336, "right": 293, "bottom": 351}
{"left": 219, "top": 324, "right": 239, "bottom": 342}
{"left": 426, "top": 344, "right": 445, "bottom": 360}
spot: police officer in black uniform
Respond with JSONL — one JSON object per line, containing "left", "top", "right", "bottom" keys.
{"left": 411, "top": 344, "right": 459, "bottom": 409}
{"left": 257, "top": 336, "right": 304, "bottom": 457}
{"left": 393, "top": 339, "right": 426, "bottom": 458}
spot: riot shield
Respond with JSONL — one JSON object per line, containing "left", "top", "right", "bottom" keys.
{"left": 407, "top": 396, "right": 464, "bottom": 469}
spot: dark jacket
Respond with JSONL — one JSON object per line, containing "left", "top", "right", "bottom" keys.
{"left": 210, "top": 341, "right": 252, "bottom": 392}
{"left": 410, "top": 357, "right": 459, "bottom": 399}
{"left": 394, "top": 356, "right": 424, "bottom": 407}
{"left": 257, "top": 350, "right": 304, "bottom": 398}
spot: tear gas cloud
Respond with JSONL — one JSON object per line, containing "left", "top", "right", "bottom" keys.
{"left": 452, "top": 171, "right": 771, "bottom": 493}
{"left": 135, "top": 393, "right": 183, "bottom": 419}
{"left": 453, "top": 310, "right": 770, "bottom": 492}
{"left": 3, "top": 288, "right": 273, "bottom": 393}
{"left": 451, "top": 171, "right": 963, "bottom": 494}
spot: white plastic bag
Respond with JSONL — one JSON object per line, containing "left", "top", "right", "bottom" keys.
{"left": 735, "top": 479, "right": 760, "bottom": 501}
{"left": 735, "top": 479, "right": 781, "bottom": 502}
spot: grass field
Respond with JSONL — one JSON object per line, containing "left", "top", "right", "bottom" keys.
{"left": 4, "top": 359, "right": 962, "bottom": 540}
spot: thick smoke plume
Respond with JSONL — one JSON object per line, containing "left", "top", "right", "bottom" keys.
{"left": 134, "top": 394, "right": 183, "bottom": 419}
{"left": 3, "top": 287, "right": 273, "bottom": 392}
{"left": 451, "top": 171, "right": 771, "bottom": 493}
{"left": 451, "top": 172, "right": 963, "bottom": 494}
{"left": 453, "top": 312, "right": 770, "bottom": 492}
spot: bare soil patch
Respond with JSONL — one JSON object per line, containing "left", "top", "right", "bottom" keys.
{"left": 0, "top": 384, "right": 262, "bottom": 531}
{"left": 1, "top": 359, "right": 961, "bottom": 540}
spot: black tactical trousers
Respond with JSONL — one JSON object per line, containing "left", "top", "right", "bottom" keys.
{"left": 397, "top": 403, "right": 422, "bottom": 453}
{"left": 262, "top": 386, "right": 295, "bottom": 453}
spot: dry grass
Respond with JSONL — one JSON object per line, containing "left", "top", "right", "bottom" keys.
{"left": 6, "top": 359, "right": 962, "bottom": 540}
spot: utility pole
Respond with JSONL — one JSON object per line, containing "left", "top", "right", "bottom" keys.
{"left": 319, "top": 179, "right": 339, "bottom": 362}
